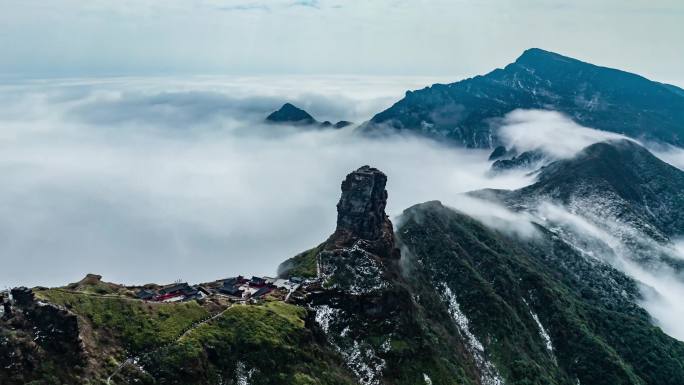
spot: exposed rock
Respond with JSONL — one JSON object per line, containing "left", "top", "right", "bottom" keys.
{"left": 304, "top": 167, "right": 449, "bottom": 385}
{"left": 329, "top": 165, "right": 399, "bottom": 260}
{"left": 1, "top": 287, "right": 84, "bottom": 384}
{"left": 280, "top": 166, "right": 400, "bottom": 291}
{"left": 10, "top": 287, "right": 34, "bottom": 307}
{"left": 77, "top": 273, "right": 102, "bottom": 286}
{"left": 488, "top": 145, "right": 508, "bottom": 160}
{"left": 1, "top": 295, "right": 11, "bottom": 319}
{"left": 491, "top": 149, "right": 545, "bottom": 172}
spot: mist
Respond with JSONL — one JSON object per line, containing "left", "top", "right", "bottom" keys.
{"left": 497, "top": 109, "right": 631, "bottom": 158}
{"left": 530, "top": 202, "right": 684, "bottom": 341}
{"left": 497, "top": 109, "right": 684, "bottom": 173}
{"left": 0, "top": 76, "right": 529, "bottom": 289}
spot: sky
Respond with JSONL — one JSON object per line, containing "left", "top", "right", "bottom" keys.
{"left": 1, "top": 0, "right": 683, "bottom": 85}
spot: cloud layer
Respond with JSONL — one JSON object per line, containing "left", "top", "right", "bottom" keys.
{"left": 0, "top": 76, "right": 531, "bottom": 288}
{"left": 497, "top": 109, "right": 631, "bottom": 158}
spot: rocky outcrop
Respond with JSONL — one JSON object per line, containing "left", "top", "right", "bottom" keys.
{"left": 302, "top": 167, "right": 466, "bottom": 385}
{"left": 1, "top": 293, "right": 11, "bottom": 319}
{"left": 1, "top": 288, "right": 85, "bottom": 384}
{"left": 491, "top": 149, "right": 545, "bottom": 173}
{"left": 316, "top": 166, "right": 400, "bottom": 295}
{"left": 10, "top": 287, "right": 34, "bottom": 307}
{"left": 328, "top": 165, "right": 399, "bottom": 260}
{"left": 488, "top": 145, "right": 508, "bottom": 160}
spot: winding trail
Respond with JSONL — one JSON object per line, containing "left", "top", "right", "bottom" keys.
{"left": 105, "top": 305, "right": 232, "bottom": 384}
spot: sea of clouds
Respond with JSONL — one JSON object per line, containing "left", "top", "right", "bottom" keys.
{"left": 0, "top": 75, "right": 532, "bottom": 289}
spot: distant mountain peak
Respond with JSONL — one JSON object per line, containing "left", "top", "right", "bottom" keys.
{"left": 515, "top": 47, "right": 574, "bottom": 65}
{"left": 266, "top": 103, "right": 316, "bottom": 125}
{"left": 367, "top": 48, "right": 684, "bottom": 147}
{"left": 265, "top": 103, "right": 354, "bottom": 129}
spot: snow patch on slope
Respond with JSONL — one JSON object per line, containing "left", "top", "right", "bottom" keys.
{"left": 235, "top": 361, "right": 256, "bottom": 385}
{"left": 312, "top": 305, "right": 386, "bottom": 385}
{"left": 440, "top": 283, "right": 504, "bottom": 385}
{"left": 523, "top": 299, "right": 554, "bottom": 355}
{"left": 318, "top": 243, "right": 389, "bottom": 295}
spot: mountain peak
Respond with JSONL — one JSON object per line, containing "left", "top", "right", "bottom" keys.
{"left": 330, "top": 165, "right": 398, "bottom": 259}
{"left": 369, "top": 48, "right": 684, "bottom": 147}
{"left": 515, "top": 48, "right": 572, "bottom": 64}
{"left": 266, "top": 103, "right": 316, "bottom": 125}
{"left": 335, "top": 165, "right": 388, "bottom": 241}
{"left": 514, "top": 139, "right": 684, "bottom": 239}
{"left": 512, "top": 48, "right": 589, "bottom": 73}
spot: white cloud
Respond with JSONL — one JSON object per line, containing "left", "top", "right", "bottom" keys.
{"left": 0, "top": 76, "right": 532, "bottom": 288}
{"left": 443, "top": 196, "right": 539, "bottom": 239}
{"left": 651, "top": 144, "right": 684, "bottom": 171}
{"left": 531, "top": 202, "right": 684, "bottom": 341}
{"left": 497, "top": 109, "right": 632, "bottom": 158}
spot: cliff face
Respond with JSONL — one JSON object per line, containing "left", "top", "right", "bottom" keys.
{"left": 317, "top": 166, "right": 400, "bottom": 294}
{"left": 304, "top": 166, "right": 477, "bottom": 385}
{"left": 0, "top": 288, "right": 85, "bottom": 384}
{"left": 294, "top": 165, "right": 684, "bottom": 385}
{"left": 333, "top": 165, "right": 393, "bottom": 245}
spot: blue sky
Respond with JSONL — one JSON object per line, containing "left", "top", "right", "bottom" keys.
{"left": 1, "top": 0, "right": 683, "bottom": 83}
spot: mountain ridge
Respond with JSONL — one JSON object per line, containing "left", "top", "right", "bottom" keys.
{"left": 366, "top": 48, "right": 684, "bottom": 147}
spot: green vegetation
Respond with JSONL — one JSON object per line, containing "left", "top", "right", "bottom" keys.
{"left": 7, "top": 189, "right": 684, "bottom": 385}
{"left": 139, "top": 302, "right": 356, "bottom": 385}
{"left": 278, "top": 244, "right": 323, "bottom": 278}
{"left": 36, "top": 289, "right": 209, "bottom": 352}
{"left": 397, "top": 201, "right": 684, "bottom": 385}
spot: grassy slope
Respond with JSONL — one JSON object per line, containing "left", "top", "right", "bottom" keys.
{"left": 37, "top": 289, "right": 210, "bottom": 353}
{"left": 278, "top": 244, "right": 323, "bottom": 279}
{"left": 24, "top": 290, "right": 356, "bottom": 385}
{"left": 138, "top": 301, "right": 357, "bottom": 385}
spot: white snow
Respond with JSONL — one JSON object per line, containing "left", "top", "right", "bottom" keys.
{"left": 441, "top": 284, "right": 504, "bottom": 385}
{"left": 235, "top": 361, "right": 256, "bottom": 385}
{"left": 313, "top": 305, "right": 339, "bottom": 335}
{"left": 523, "top": 299, "right": 554, "bottom": 354}
{"left": 312, "top": 305, "right": 386, "bottom": 385}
